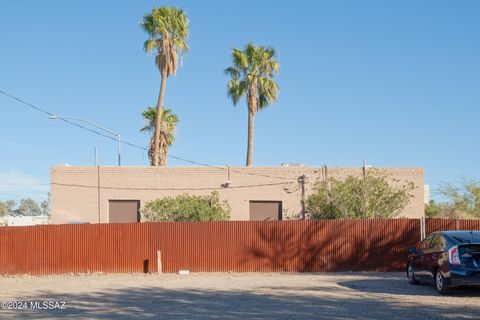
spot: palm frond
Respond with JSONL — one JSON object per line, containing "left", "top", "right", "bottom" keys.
{"left": 224, "top": 66, "right": 240, "bottom": 79}
{"left": 140, "top": 106, "right": 179, "bottom": 141}
{"left": 141, "top": 6, "right": 189, "bottom": 76}
{"left": 231, "top": 49, "right": 248, "bottom": 70}
{"left": 226, "top": 78, "right": 248, "bottom": 106}
{"left": 258, "top": 78, "right": 279, "bottom": 109}
{"left": 225, "top": 43, "right": 280, "bottom": 111}
{"left": 143, "top": 39, "right": 156, "bottom": 53}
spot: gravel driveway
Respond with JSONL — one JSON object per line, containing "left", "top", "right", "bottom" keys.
{"left": 1, "top": 272, "right": 479, "bottom": 319}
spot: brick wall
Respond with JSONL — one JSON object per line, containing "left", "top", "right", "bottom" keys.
{"left": 50, "top": 166, "right": 424, "bottom": 224}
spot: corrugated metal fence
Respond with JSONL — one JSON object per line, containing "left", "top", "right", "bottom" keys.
{"left": 0, "top": 219, "right": 479, "bottom": 275}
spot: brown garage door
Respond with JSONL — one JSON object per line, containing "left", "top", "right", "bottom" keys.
{"left": 109, "top": 200, "right": 140, "bottom": 223}
{"left": 249, "top": 201, "right": 282, "bottom": 221}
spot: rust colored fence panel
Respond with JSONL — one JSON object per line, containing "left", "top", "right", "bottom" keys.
{"left": 425, "top": 218, "right": 480, "bottom": 235}
{"left": 459, "top": 219, "right": 480, "bottom": 230}
{"left": 0, "top": 224, "right": 156, "bottom": 275}
{"left": 0, "top": 219, "right": 476, "bottom": 276}
{"left": 425, "top": 218, "right": 457, "bottom": 235}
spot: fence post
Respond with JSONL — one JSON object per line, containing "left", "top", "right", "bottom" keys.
{"left": 420, "top": 217, "right": 426, "bottom": 241}
{"left": 456, "top": 219, "right": 460, "bottom": 230}
{"left": 157, "top": 250, "right": 162, "bottom": 274}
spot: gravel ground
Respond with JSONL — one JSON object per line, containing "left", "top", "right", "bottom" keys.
{"left": 0, "top": 272, "right": 479, "bottom": 319}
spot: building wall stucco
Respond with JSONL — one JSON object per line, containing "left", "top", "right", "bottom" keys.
{"left": 50, "top": 166, "right": 424, "bottom": 224}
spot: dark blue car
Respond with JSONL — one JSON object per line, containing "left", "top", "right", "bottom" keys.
{"left": 407, "top": 230, "right": 480, "bottom": 294}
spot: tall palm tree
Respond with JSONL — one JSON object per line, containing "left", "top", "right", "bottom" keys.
{"left": 140, "top": 107, "right": 179, "bottom": 166}
{"left": 225, "top": 43, "right": 279, "bottom": 166}
{"left": 141, "top": 6, "right": 189, "bottom": 166}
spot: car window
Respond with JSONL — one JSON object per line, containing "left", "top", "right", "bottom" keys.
{"left": 430, "top": 234, "right": 447, "bottom": 251}
{"left": 419, "top": 234, "right": 434, "bottom": 250}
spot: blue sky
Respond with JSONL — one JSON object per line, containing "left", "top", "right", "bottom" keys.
{"left": 0, "top": 0, "right": 479, "bottom": 202}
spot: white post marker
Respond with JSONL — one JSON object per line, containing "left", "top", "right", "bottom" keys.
{"left": 157, "top": 250, "right": 162, "bottom": 274}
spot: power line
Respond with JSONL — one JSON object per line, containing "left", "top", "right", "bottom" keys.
{"left": 0, "top": 191, "right": 47, "bottom": 200}
{"left": 1, "top": 89, "right": 294, "bottom": 182}
{"left": 0, "top": 89, "right": 123, "bottom": 142}
{"left": 51, "top": 181, "right": 293, "bottom": 191}
{"left": 0, "top": 182, "right": 50, "bottom": 186}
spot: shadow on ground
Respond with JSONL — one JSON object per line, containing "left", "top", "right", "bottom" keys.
{"left": 1, "top": 278, "right": 480, "bottom": 320}
{"left": 338, "top": 277, "right": 480, "bottom": 297}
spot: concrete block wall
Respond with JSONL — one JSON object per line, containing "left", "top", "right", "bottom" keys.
{"left": 50, "top": 166, "right": 424, "bottom": 224}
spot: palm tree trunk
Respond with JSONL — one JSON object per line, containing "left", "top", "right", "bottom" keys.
{"left": 153, "top": 70, "right": 167, "bottom": 166}
{"left": 246, "top": 109, "right": 254, "bottom": 166}
{"left": 159, "top": 138, "right": 167, "bottom": 166}
{"left": 161, "top": 144, "right": 168, "bottom": 166}
{"left": 148, "top": 135, "right": 155, "bottom": 166}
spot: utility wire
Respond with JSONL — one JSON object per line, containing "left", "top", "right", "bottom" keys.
{"left": 0, "top": 191, "right": 47, "bottom": 199}
{"left": 1, "top": 89, "right": 294, "bottom": 181}
{"left": 0, "top": 182, "right": 50, "bottom": 186}
{"left": 0, "top": 89, "right": 122, "bottom": 142}
{"left": 51, "top": 181, "right": 293, "bottom": 191}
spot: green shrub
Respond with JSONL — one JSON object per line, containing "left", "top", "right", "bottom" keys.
{"left": 141, "top": 191, "right": 230, "bottom": 222}
{"left": 306, "top": 170, "right": 414, "bottom": 219}
{"left": 425, "top": 200, "right": 442, "bottom": 218}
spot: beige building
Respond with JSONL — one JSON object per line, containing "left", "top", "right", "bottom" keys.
{"left": 50, "top": 166, "right": 425, "bottom": 224}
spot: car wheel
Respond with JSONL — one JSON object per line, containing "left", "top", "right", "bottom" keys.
{"left": 435, "top": 270, "right": 450, "bottom": 295}
{"left": 407, "top": 263, "right": 419, "bottom": 285}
